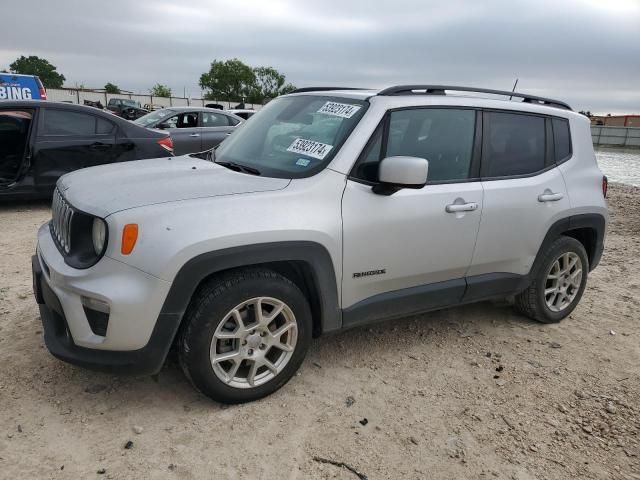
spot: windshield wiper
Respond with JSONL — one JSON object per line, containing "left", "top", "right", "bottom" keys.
{"left": 215, "top": 160, "right": 261, "bottom": 176}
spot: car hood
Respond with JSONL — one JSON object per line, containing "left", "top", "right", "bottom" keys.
{"left": 58, "top": 156, "right": 291, "bottom": 217}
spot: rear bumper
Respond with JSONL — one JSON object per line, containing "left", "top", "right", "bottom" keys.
{"left": 33, "top": 253, "right": 180, "bottom": 375}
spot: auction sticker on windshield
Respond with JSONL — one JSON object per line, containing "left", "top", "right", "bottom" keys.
{"left": 317, "top": 101, "right": 361, "bottom": 118}
{"left": 287, "top": 138, "right": 333, "bottom": 160}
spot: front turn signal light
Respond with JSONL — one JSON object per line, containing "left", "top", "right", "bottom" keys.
{"left": 121, "top": 224, "right": 139, "bottom": 255}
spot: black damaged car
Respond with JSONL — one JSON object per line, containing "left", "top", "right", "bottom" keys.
{"left": 0, "top": 101, "right": 174, "bottom": 200}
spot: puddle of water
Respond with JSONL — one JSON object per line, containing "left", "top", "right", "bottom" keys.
{"left": 595, "top": 148, "right": 640, "bottom": 187}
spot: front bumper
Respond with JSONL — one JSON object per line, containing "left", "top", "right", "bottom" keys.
{"left": 33, "top": 223, "right": 180, "bottom": 375}
{"left": 33, "top": 255, "right": 178, "bottom": 374}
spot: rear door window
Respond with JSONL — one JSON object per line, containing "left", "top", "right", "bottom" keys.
{"left": 482, "top": 112, "right": 546, "bottom": 177}
{"left": 164, "top": 112, "right": 199, "bottom": 129}
{"left": 40, "top": 109, "right": 111, "bottom": 136}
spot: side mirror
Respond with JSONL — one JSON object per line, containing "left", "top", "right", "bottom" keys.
{"left": 157, "top": 122, "right": 170, "bottom": 130}
{"left": 373, "top": 156, "right": 429, "bottom": 195}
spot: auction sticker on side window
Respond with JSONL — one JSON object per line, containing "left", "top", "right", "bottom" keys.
{"left": 317, "top": 101, "right": 361, "bottom": 118}
{"left": 286, "top": 138, "right": 333, "bottom": 160}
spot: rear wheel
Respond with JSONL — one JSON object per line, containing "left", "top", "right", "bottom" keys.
{"left": 178, "top": 268, "right": 312, "bottom": 403}
{"left": 515, "top": 236, "right": 589, "bottom": 323}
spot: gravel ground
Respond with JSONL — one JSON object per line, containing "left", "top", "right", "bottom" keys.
{"left": 0, "top": 184, "right": 638, "bottom": 480}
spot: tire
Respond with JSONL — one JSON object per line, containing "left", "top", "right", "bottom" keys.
{"left": 178, "top": 268, "right": 312, "bottom": 403}
{"left": 515, "top": 236, "right": 589, "bottom": 323}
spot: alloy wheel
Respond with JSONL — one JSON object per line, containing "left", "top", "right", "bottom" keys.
{"left": 544, "top": 252, "right": 583, "bottom": 312}
{"left": 209, "top": 297, "right": 298, "bottom": 389}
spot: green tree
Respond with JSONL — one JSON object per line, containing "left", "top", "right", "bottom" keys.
{"left": 199, "top": 58, "right": 256, "bottom": 103}
{"left": 247, "top": 67, "right": 297, "bottom": 103}
{"left": 280, "top": 83, "right": 297, "bottom": 95}
{"left": 150, "top": 83, "right": 171, "bottom": 97}
{"left": 104, "top": 82, "right": 121, "bottom": 94}
{"left": 9, "top": 55, "right": 65, "bottom": 88}
{"left": 250, "top": 66, "right": 286, "bottom": 103}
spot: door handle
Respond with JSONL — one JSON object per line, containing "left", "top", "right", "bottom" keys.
{"left": 538, "top": 192, "right": 564, "bottom": 202}
{"left": 445, "top": 202, "right": 478, "bottom": 213}
{"left": 89, "top": 142, "right": 110, "bottom": 150}
{"left": 189, "top": 134, "right": 200, "bottom": 137}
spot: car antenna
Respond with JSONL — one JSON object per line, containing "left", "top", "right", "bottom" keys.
{"left": 509, "top": 78, "right": 519, "bottom": 100}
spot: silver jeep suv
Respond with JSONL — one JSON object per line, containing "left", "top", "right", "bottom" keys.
{"left": 33, "top": 85, "right": 608, "bottom": 403}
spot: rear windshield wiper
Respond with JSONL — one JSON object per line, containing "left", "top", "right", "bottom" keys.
{"left": 215, "top": 160, "right": 261, "bottom": 176}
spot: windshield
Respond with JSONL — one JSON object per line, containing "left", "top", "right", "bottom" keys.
{"left": 134, "top": 109, "right": 175, "bottom": 127}
{"left": 214, "top": 95, "right": 368, "bottom": 178}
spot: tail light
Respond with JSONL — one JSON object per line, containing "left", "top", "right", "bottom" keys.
{"left": 35, "top": 76, "right": 47, "bottom": 100}
{"left": 157, "top": 136, "right": 174, "bottom": 154}
{"left": 602, "top": 175, "right": 608, "bottom": 198}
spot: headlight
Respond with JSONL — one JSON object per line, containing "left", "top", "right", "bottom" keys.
{"left": 92, "top": 218, "right": 107, "bottom": 255}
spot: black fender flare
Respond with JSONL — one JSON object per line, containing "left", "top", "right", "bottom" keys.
{"left": 536, "top": 213, "right": 606, "bottom": 273}
{"left": 159, "top": 241, "right": 342, "bottom": 334}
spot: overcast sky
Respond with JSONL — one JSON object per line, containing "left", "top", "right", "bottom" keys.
{"left": 1, "top": 0, "right": 639, "bottom": 113}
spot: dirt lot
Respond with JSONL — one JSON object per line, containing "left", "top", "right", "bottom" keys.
{"left": 0, "top": 185, "right": 638, "bottom": 480}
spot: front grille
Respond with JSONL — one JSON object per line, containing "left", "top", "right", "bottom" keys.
{"left": 51, "top": 188, "right": 75, "bottom": 254}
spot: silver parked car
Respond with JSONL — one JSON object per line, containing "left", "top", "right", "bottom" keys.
{"left": 225, "top": 109, "right": 257, "bottom": 120}
{"left": 134, "top": 107, "right": 243, "bottom": 155}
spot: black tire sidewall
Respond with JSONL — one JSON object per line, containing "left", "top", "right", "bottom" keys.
{"left": 534, "top": 237, "right": 589, "bottom": 323}
{"left": 182, "top": 273, "right": 312, "bottom": 404}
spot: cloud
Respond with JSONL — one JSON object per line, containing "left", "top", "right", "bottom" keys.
{"left": 0, "top": 0, "right": 638, "bottom": 113}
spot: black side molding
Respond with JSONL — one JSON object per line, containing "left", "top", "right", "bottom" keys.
{"left": 342, "top": 278, "right": 466, "bottom": 328}
{"left": 463, "top": 273, "right": 530, "bottom": 303}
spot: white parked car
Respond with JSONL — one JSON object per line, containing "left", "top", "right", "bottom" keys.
{"left": 33, "top": 85, "right": 608, "bottom": 403}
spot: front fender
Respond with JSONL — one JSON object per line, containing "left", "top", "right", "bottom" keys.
{"left": 159, "top": 241, "right": 342, "bottom": 334}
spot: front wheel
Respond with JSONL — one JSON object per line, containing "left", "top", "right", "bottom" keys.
{"left": 178, "top": 268, "right": 312, "bottom": 403}
{"left": 515, "top": 236, "right": 589, "bottom": 323}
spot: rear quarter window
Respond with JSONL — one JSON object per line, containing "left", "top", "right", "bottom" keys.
{"left": 96, "top": 117, "right": 115, "bottom": 134}
{"left": 552, "top": 118, "right": 572, "bottom": 162}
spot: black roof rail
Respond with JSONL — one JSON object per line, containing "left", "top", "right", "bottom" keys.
{"left": 377, "top": 85, "right": 572, "bottom": 110}
{"left": 290, "top": 87, "right": 368, "bottom": 94}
